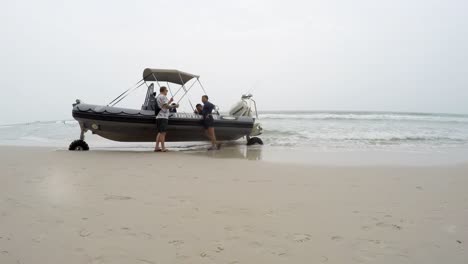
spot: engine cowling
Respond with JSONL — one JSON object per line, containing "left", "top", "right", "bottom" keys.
{"left": 229, "top": 99, "right": 252, "bottom": 117}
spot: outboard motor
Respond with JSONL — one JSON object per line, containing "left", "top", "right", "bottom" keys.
{"left": 229, "top": 94, "right": 263, "bottom": 138}
{"left": 229, "top": 94, "right": 255, "bottom": 117}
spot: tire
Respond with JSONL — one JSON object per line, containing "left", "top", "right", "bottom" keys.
{"left": 69, "top": 140, "right": 89, "bottom": 151}
{"left": 247, "top": 137, "right": 263, "bottom": 146}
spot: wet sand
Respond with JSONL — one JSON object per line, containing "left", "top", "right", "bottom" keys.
{"left": 0, "top": 146, "right": 467, "bottom": 263}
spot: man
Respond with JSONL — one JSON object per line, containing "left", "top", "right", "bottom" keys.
{"left": 155, "top": 86, "right": 178, "bottom": 152}
{"left": 201, "top": 95, "right": 219, "bottom": 150}
{"left": 194, "top": 104, "right": 203, "bottom": 114}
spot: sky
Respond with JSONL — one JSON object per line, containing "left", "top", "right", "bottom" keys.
{"left": 1, "top": 0, "right": 467, "bottom": 124}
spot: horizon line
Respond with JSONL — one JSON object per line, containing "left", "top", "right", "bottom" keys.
{"left": 1, "top": 109, "right": 468, "bottom": 126}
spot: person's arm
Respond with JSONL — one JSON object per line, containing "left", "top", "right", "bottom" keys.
{"left": 162, "top": 104, "right": 178, "bottom": 109}
{"left": 160, "top": 97, "right": 178, "bottom": 109}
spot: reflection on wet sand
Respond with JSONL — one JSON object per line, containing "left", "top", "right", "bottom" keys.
{"left": 187, "top": 144, "right": 263, "bottom": 161}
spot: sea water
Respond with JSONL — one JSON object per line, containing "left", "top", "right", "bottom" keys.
{"left": 1, "top": 111, "right": 468, "bottom": 165}
{"left": 260, "top": 111, "right": 468, "bottom": 151}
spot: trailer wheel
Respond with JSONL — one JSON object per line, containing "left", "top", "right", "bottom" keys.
{"left": 247, "top": 137, "right": 263, "bottom": 146}
{"left": 69, "top": 140, "right": 89, "bottom": 151}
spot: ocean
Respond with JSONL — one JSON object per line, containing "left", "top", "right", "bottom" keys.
{"left": 1, "top": 111, "right": 468, "bottom": 165}
{"left": 260, "top": 111, "right": 468, "bottom": 150}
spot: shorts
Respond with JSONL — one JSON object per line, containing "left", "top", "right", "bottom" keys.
{"left": 203, "top": 114, "right": 214, "bottom": 129}
{"left": 156, "top": 118, "right": 168, "bottom": 133}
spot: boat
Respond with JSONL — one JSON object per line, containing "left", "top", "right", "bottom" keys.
{"left": 69, "top": 68, "right": 263, "bottom": 150}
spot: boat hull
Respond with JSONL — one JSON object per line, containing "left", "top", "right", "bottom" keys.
{"left": 72, "top": 104, "right": 254, "bottom": 142}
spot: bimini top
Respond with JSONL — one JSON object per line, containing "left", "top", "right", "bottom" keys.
{"left": 143, "top": 68, "right": 199, "bottom": 85}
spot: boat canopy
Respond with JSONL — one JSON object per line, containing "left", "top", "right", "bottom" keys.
{"left": 143, "top": 68, "right": 199, "bottom": 85}
{"left": 108, "top": 68, "right": 205, "bottom": 108}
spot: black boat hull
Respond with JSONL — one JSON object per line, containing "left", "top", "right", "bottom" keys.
{"left": 72, "top": 104, "right": 254, "bottom": 142}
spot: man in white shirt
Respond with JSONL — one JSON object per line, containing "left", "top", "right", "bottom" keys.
{"left": 155, "top": 86, "right": 178, "bottom": 152}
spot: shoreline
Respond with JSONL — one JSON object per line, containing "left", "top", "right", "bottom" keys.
{"left": 3, "top": 144, "right": 468, "bottom": 168}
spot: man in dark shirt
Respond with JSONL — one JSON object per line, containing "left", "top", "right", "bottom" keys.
{"left": 201, "top": 95, "right": 219, "bottom": 150}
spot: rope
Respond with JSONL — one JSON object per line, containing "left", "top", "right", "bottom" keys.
{"left": 108, "top": 78, "right": 144, "bottom": 106}
{"left": 111, "top": 81, "right": 146, "bottom": 107}
{"left": 77, "top": 105, "right": 152, "bottom": 116}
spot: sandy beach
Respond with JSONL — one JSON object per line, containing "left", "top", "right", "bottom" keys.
{"left": 0, "top": 146, "right": 467, "bottom": 264}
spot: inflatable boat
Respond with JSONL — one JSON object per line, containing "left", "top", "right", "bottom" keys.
{"left": 69, "top": 68, "right": 263, "bottom": 150}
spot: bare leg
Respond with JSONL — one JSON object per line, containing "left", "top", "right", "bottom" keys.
{"left": 205, "top": 127, "right": 218, "bottom": 150}
{"left": 204, "top": 129, "right": 211, "bottom": 143}
{"left": 161, "top": 132, "right": 166, "bottom": 150}
{"left": 155, "top": 133, "right": 161, "bottom": 150}
{"left": 209, "top": 127, "right": 217, "bottom": 147}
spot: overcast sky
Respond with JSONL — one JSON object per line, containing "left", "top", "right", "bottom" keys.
{"left": 1, "top": 0, "right": 467, "bottom": 124}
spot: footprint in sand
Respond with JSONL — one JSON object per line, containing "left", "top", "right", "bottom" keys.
{"left": 224, "top": 226, "right": 234, "bottom": 231}
{"left": 331, "top": 236, "right": 343, "bottom": 242}
{"left": 292, "top": 233, "right": 312, "bottom": 243}
{"left": 361, "top": 225, "right": 371, "bottom": 231}
{"left": 79, "top": 229, "right": 92, "bottom": 237}
{"left": 104, "top": 195, "right": 132, "bottom": 200}
{"left": 169, "top": 240, "right": 184, "bottom": 246}
{"left": 141, "top": 232, "right": 153, "bottom": 239}
{"left": 358, "top": 238, "right": 381, "bottom": 245}
{"left": 249, "top": 241, "right": 263, "bottom": 248}
{"left": 137, "top": 259, "right": 156, "bottom": 264}
{"left": 376, "top": 222, "right": 402, "bottom": 230}
{"left": 265, "top": 210, "right": 275, "bottom": 217}
{"left": 215, "top": 246, "right": 224, "bottom": 253}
